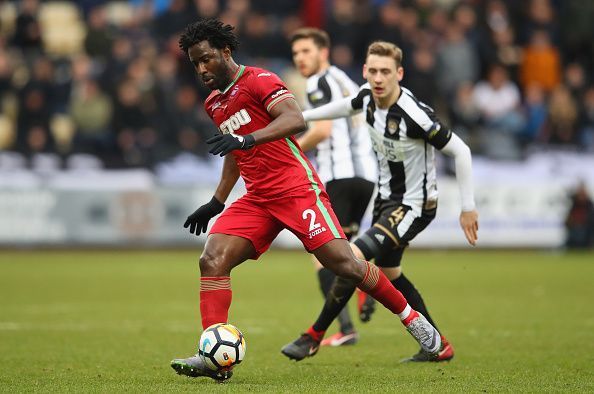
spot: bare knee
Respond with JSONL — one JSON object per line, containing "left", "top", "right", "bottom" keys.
{"left": 380, "top": 266, "right": 401, "bottom": 281}
{"left": 314, "top": 239, "right": 366, "bottom": 281}
{"left": 199, "top": 249, "right": 230, "bottom": 277}
{"left": 322, "top": 252, "right": 365, "bottom": 282}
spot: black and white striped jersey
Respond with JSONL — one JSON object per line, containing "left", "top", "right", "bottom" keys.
{"left": 305, "top": 66, "right": 377, "bottom": 184}
{"left": 351, "top": 84, "right": 452, "bottom": 211}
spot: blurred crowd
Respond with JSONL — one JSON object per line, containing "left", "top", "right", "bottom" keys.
{"left": 0, "top": 0, "right": 593, "bottom": 170}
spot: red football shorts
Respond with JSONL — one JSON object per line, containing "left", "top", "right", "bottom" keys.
{"left": 210, "top": 188, "right": 346, "bottom": 259}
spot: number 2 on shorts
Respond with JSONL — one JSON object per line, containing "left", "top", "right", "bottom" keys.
{"left": 302, "top": 209, "right": 321, "bottom": 232}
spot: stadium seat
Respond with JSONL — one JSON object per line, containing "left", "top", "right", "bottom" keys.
{"left": 66, "top": 153, "right": 104, "bottom": 171}
{"left": 0, "top": 151, "right": 26, "bottom": 171}
{"left": 38, "top": 2, "right": 85, "bottom": 56}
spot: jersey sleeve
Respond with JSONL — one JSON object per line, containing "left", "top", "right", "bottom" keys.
{"left": 306, "top": 75, "right": 332, "bottom": 108}
{"left": 400, "top": 89, "right": 451, "bottom": 149}
{"left": 350, "top": 83, "right": 371, "bottom": 111}
{"left": 250, "top": 71, "right": 296, "bottom": 113}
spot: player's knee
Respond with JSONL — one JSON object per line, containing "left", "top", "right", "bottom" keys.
{"left": 380, "top": 266, "right": 401, "bottom": 281}
{"left": 199, "top": 250, "right": 228, "bottom": 276}
{"left": 331, "top": 257, "right": 365, "bottom": 282}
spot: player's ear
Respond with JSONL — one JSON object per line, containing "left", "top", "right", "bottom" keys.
{"left": 397, "top": 66, "right": 404, "bottom": 82}
{"left": 362, "top": 64, "right": 368, "bottom": 79}
{"left": 222, "top": 46, "right": 232, "bottom": 60}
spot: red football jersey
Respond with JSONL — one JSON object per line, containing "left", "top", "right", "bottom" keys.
{"left": 205, "top": 65, "right": 324, "bottom": 200}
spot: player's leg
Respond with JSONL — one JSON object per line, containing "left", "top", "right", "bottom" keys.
{"left": 312, "top": 239, "right": 440, "bottom": 354}
{"left": 317, "top": 179, "right": 362, "bottom": 346}
{"left": 356, "top": 203, "right": 453, "bottom": 362}
{"left": 198, "top": 233, "right": 256, "bottom": 329}
{"left": 172, "top": 197, "right": 282, "bottom": 380}
{"left": 349, "top": 177, "right": 377, "bottom": 323}
{"left": 172, "top": 233, "right": 254, "bottom": 381}
{"left": 313, "top": 256, "right": 359, "bottom": 346}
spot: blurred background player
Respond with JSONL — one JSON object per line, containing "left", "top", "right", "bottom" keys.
{"left": 290, "top": 27, "right": 378, "bottom": 347}
{"left": 282, "top": 41, "right": 478, "bottom": 363}
{"left": 171, "top": 19, "right": 442, "bottom": 381}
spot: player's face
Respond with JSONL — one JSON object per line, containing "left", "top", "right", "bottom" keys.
{"left": 292, "top": 38, "right": 324, "bottom": 78}
{"left": 363, "top": 54, "right": 404, "bottom": 104}
{"left": 188, "top": 40, "right": 232, "bottom": 91}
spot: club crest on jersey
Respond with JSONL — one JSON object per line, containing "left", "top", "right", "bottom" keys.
{"left": 309, "top": 89, "right": 324, "bottom": 103}
{"left": 219, "top": 109, "right": 251, "bottom": 134}
{"left": 230, "top": 85, "right": 240, "bottom": 96}
{"left": 387, "top": 118, "right": 399, "bottom": 135}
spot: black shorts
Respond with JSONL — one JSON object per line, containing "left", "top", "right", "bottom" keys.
{"left": 325, "top": 177, "right": 375, "bottom": 239}
{"left": 354, "top": 198, "right": 437, "bottom": 268}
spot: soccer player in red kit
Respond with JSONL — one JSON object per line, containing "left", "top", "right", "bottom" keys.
{"left": 170, "top": 19, "right": 442, "bottom": 381}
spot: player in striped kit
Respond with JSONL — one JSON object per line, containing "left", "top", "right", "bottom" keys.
{"left": 290, "top": 28, "right": 378, "bottom": 347}
{"left": 282, "top": 41, "right": 479, "bottom": 363}
{"left": 170, "top": 20, "right": 442, "bottom": 381}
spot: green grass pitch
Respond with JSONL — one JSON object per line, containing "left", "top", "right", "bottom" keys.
{"left": 1, "top": 249, "right": 593, "bottom": 392}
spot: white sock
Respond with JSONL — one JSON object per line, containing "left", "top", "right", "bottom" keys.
{"left": 398, "top": 304, "right": 412, "bottom": 321}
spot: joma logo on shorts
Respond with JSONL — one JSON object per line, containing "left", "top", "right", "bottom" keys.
{"left": 309, "top": 226, "right": 327, "bottom": 239}
{"left": 219, "top": 109, "right": 251, "bottom": 134}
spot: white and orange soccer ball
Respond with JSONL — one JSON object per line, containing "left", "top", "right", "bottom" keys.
{"left": 198, "top": 323, "right": 246, "bottom": 372}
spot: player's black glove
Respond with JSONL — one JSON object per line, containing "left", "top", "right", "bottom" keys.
{"left": 183, "top": 196, "right": 225, "bottom": 235}
{"left": 207, "top": 133, "right": 255, "bottom": 156}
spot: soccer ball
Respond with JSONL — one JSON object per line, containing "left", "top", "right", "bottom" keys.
{"left": 198, "top": 323, "right": 246, "bottom": 372}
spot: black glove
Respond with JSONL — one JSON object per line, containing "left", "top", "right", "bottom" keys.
{"left": 206, "top": 133, "right": 255, "bottom": 156}
{"left": 183, "top": 196, "right": 225, "bottom": 235}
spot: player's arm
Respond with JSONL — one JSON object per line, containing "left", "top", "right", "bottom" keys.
{"left": 439, "top": 133, "right": 479, "bottom": 246}
{"left": 302, "top": 96, "right": 358, "bottom": 122}
{"left": 184, "top": 155, "right": 239, "bottom": 236}
{"left": 248, "top": 98, "right": 307, "bottom": 145}
{"left": 296, "top": 120, "right": 333, "bottom": 151}
{"left": 206, "top": 98, "right": 307, "bottom": 156}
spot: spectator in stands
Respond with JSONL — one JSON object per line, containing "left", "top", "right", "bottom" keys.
{"left": 564, "top": 62, "right": 588, "bottom": 99}
{"left": 578, "top": 87, "right": 594, "bottom": 151}
{"left": 1, "top": 0, "right": 594, "bottom": 166}
{"left": 366, "top": 1, "right": 403, "bottom": 51}
{"left": 16, "top": 125, "right": 54, "bottom": 162}
{"left": 451, "top": 81, "right": 481, "bottom": 150}
{"left": 519, "top": 29, "right": 561, "bottom": 94}
{"left": 171, "top": 85, "right": 214, "bottom": 158}
{"left": 436, "top": 22, "right": 479, "bottom": 98}
{"left": 17, "top": 87, "right": 50, "bottom": 140}
{"left": 112, "top": 78, "right": 159, "bottom": 167}
{"left": 69, "top": 78, "right": 113, "bottom": 156}
{"left": 102, "top": 37, "right": 135, "bottom": 94}
{"left": 521, "top": 0, "right": 560, "bottom": 46}
{"left": 472, "top": 63, "right": 524, "bottom": 158}
{"left": 84, "top": 5, "right": 114, "bottom": 63}
{"left": 565, "top": 182, "right": 594, "bottom": 249}
{"left": 153, "top": 0, "right": 193, "bottom": 43}
{"left": 12, "top": 0, "right": 42, "bottom": 59}
{"left": 404, "top": 47, "right": 438, "bottom": 107}
{"left": 541, "top": 85, "right": 579, "bottom": 147}
{"left": 0, "top": 47, "right": 13, "bottom": 97}
{"left": 521, "top": 84, "right": 547, "bottom": 148}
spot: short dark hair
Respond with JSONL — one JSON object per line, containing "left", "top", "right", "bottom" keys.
{"left": 179, "top": 18, "right": 239, "bottom": 53}
{"left": 290, "top": 27, "right": 330, "bottom": 49}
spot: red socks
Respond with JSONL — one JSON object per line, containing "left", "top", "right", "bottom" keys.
{"left": 200, "top": 276, "right": 232, "bottom": 329}
{"left": 306, "top": 326, "right": 326, "bottom": 342}
{"left": 357, "top": 261, "right": 408, "bottom": 315}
